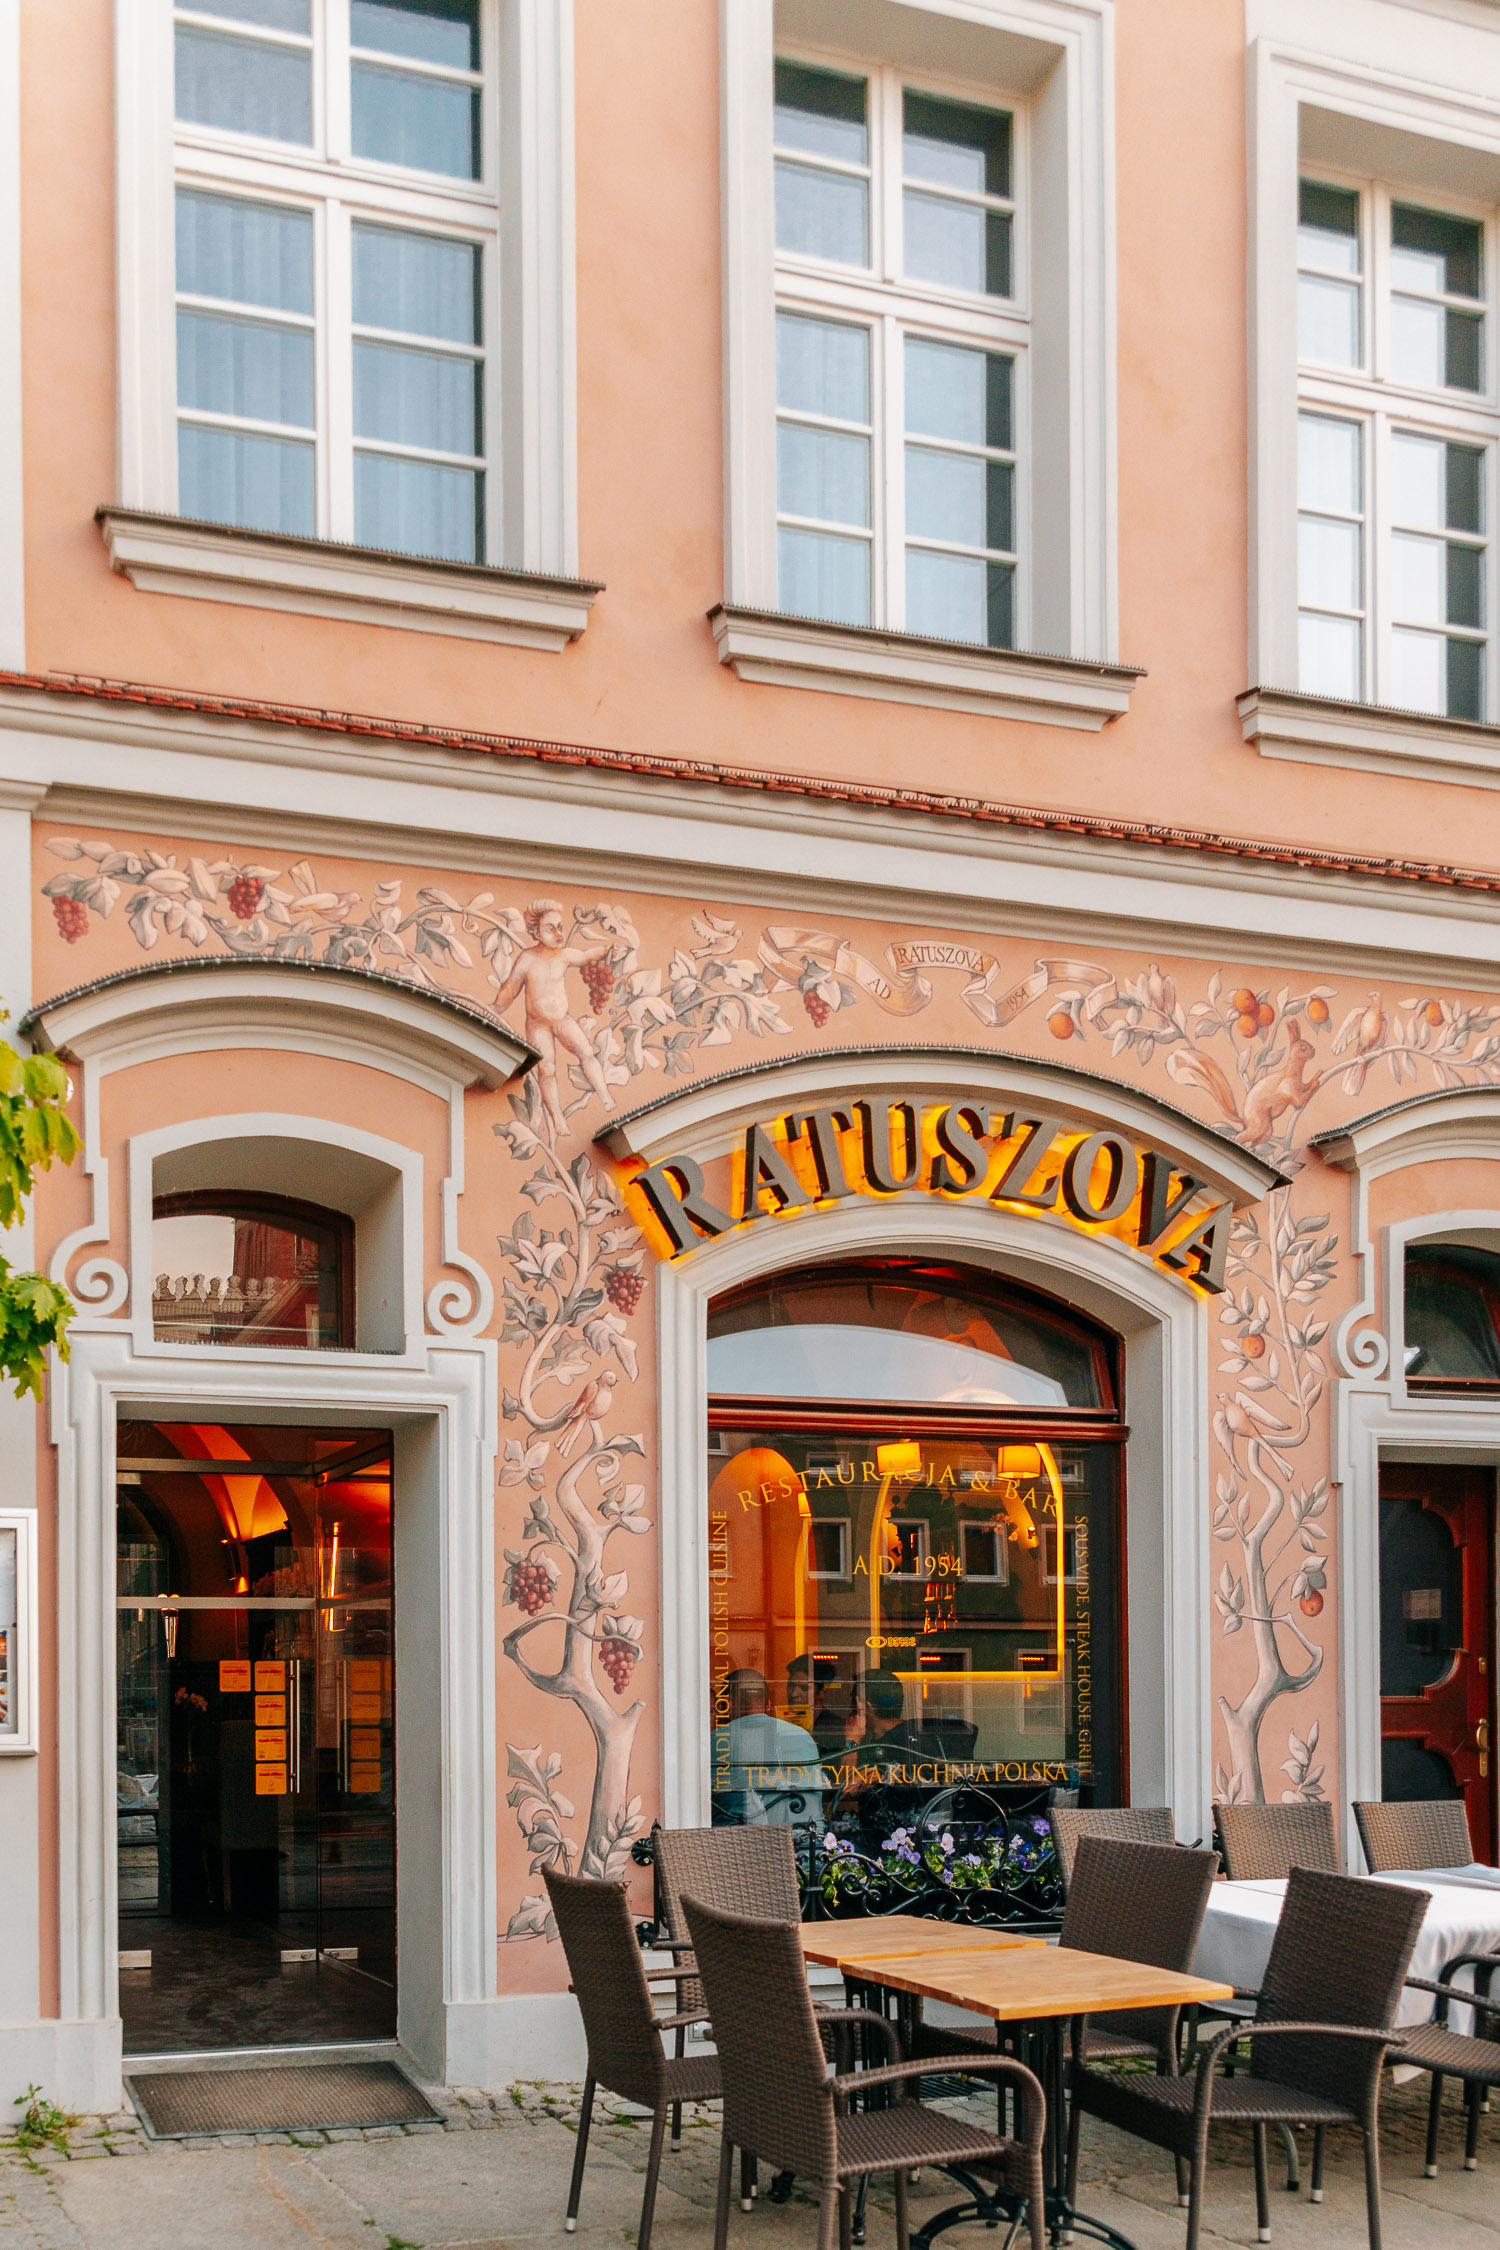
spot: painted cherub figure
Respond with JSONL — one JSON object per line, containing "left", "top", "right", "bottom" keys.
{"left": 492, "top": 898, "right": 616, "bottom": 1137}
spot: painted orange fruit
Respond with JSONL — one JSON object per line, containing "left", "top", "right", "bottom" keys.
{"left": 1424, "top": 1000, "right": 1445, "bottom": 1027}
{"left": 1306, "top": 997, "right": 1330, "bottom": 1026}
{"left": 1242, "top": 1333, "right": 1266, "bottom": 1359}
{"left": 1256, "top": 1001, "right": 1276, "bottom": 1029}
{"left": 1299, "top": 1590, "right": 1324, "bottom": 1617}
{"left": 1048, "top": 1010, "right": 1075, "bottom": 1040}
{"left": 1236, "top": 1012, "right": 1260, "bottom": 1039}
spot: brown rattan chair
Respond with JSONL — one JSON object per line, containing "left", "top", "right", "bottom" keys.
{"left": 1396, "top": 1953, "right": 1500, "bottom": 2177}
{"left": 1354, "top": 1797, "right": 1474, "bottom": 1874}
{"left": 1069, "top": 1866, "right": 1427, "bottom": 2250}
{"left": 651, "top": 1823, "right": 810, "bottom": 2188}
{"left": 681, "top": 1889, "right": 1049, "bottom": 2250}
{"left": 543, "top": 1866, "right": 720, "bottom": 2250}
{"left": 1048, "top": 1804, "right": 1175, "bottom": 1895}
{"left": 1216, "top": 1800, "right": 1339, "bottom": 1881}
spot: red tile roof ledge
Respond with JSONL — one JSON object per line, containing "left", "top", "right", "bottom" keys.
{"left": 5, "top": 663, "right": 1500, "bottom": 898}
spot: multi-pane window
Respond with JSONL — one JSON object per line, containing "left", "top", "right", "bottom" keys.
{"left": 773, "top": 55, "right": 1025, "bottom": 647}
{"left": 1296, "top": 174, "right": 1494, "bottom": 719}
{"left": 171, "top": 1, "right": 492, "bottom": 563}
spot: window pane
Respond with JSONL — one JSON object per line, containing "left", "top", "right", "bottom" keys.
{"left": 354, "top": 451, "right": 481, "bottom": 559}
{"left": 152, "top": 1198, "right": 345, "bottom": 1348}
{"left": 1446, "top": 310, "right": 1484, "bottom": 394}
{"left": 776, "top": 313, "right": 868, "bottom": 422}
{"left": 1390, "top": 294, "right": 1446, "bottom": 389}
{"left": 351, "top": 62, "right": 479, "bottom": 177}
{"left": 773, "top": 60, "right": 867, "bottom": 166}
{"left": 1298, "top": 180, "right": 1359, "bottom": 272}
{"left": 1297, "top": 273, "right": 1359, "bottom": 367}
{"left": 1448, "top": 542, "right": 1484, "bottom": 628}
{"left": 178, "top": 311, "right": 313, "bottom": 427}
{"left": 1449, "top": 636, "right": 1485, "bottom": 719}
{"left": 1392, "top": 626, "right": 1445, "bottom": 711}
{"left": 775, "top": 160, "right": 867, "bottom": 265}
{"left": 353, "top": 225, "right": 479, "bottom": 342}
{"left": 1392, "top": 204, "right": 1482, "bottom": 299}
{"left": 906, "top": 547, "right": 1011, "bottom": 646}
{"left": 777, "top": 423, "right": 869, "bottom": 527}
{"left": 354, "top": 341, "right": 480, "bottom": 454}
{"left": 175, "top": 25, "right": 311, "bottom": 143}
{"left": 1391, "top": 531, "right": 1444, "bottom": 624}
{"left": 350, "top": 0, "right": 479, "bottom": 70}
{"left": 906, "top": 337, "right": 1009, "bottom": 448}
{"left": 903, "top": 192, "right": 1010, "bottom": 296}
{"left": 191, "top": 0, "right": 309, "bottom": 29}
{"left": 1298, "top": 610, "right": 1361, "bottom": 698}
{"left": 1392, "top": 431, "right": 1446, "bottom": 529}
{"left": 179, "top": 424, "right": 314, "bottom": 535}
{"left": 1448, "top": 443, "right": 1485, "bottom": 533}
{"left": 905, "top": 448, "right": 1011, "bottom": 553}
{"left": 1298, "top": 413, "right": 1360, "bottom": 512}
{"left": 902, "top": 91, "right": 1010, "bottom": 198}
{"left": 1299, "top": 515, "right": 1361, "bottom": 610}
{"left": 778, "top": 526, "right": 869, "bottom": 625}
{"left": 177, "top": 191, "right": 312, "bottom": 314}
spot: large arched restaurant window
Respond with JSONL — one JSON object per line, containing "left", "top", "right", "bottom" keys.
{"left": 705, "top": 1257, "right": 1124, "bottom": 1923}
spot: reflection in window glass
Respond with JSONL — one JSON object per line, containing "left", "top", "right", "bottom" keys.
{"left": 902, "top": 92, "right": 1012, "bottom": 298}
{"left": 152, "top": 1196, "right": 350, "bottom": 1349}
{"left": 1405, "top": 1245, "right": 1500, "bottom": 1382}
{"left": 1390, "top": 204, "right": 1483, "bottom": 393}
{"left": 1297, "top": 181, "right": 1360, "bottom": 368}
{"left": 774, "top": 62, "right": 869, "bottom": 268}
{"left": 175, "top": 24, "right": 312, "bottom": 146}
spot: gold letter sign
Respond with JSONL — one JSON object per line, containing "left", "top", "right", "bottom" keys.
{"left": 624, "top": 1100, "right": 1232, "bottom": 1293}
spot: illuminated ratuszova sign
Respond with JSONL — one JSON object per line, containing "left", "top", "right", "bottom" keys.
{"left": 625, "top": 1096, "right": 1231, "bottom": 1293}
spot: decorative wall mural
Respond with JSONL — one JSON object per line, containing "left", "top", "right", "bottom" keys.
{"left": 38, "top": 827, "right": 1500, "bottom": 1929}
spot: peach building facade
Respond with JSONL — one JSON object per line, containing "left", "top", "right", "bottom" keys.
{"left": 0, "top": 0, "right": 1498, "bottom": 2109}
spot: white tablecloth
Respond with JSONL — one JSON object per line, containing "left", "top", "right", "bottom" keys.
{"left": 1193, "top": 1874, "right": 1500, "bottom": 2040}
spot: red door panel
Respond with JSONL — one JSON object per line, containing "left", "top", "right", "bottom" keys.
{"left": 1379, "top": 1464, "right": 1495, "bottom": 1864}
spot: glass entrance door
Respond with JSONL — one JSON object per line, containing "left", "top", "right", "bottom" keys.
{"left": 115, "top": 1421, "right": 396, "bottom": 2054}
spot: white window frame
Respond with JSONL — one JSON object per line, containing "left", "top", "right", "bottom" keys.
{"left": 773, "top": 49, "right": 1030, "bottom": 647}
{"left": 1244, "top": 9, "right": 1500, "bottom": 783}
{"left": 807, "top": 1515, "right": 850, "bottom": 1579}
{"left": 960, "top": 1516, "right": 1009, "bottom": 1583}
{"left": 1295, "top": 167, "right": 1498, "bottom": 720}
{"left": 112, "top": 0, "right": 589, "bottom": 648}
{"left": 716, "top": 0, "right": 1129, "bottom": 731}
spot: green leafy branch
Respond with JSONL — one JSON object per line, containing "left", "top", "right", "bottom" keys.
{"left": 0, "top": 1034, "right": 78, "bottom": 1397}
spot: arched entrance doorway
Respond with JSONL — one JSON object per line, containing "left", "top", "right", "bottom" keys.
{"left": 705, "top": 1257, "right": 1124, "bottom": 1917}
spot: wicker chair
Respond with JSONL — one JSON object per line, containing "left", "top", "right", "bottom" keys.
{"left": 1049, "top": 1804, "right": 1174, "bottom": 1895}
{"left": 1395, "top": 1954, "right": 1500, "bottom": 2177}
{"left": 543, "top": 1867, "right": 721, "bottom": 2250}
{"left": 1354, "top": 1797, "right": 1474, "bottom": 1874}
{"left": 1060, "top": 1837, "right": 1219, "bottom": 2207}
{"left": 651, "top": 1824, "right": 809, "bottom": 2188}
{"left": 681, "top": 1890, "right": 1048, "bottom": 2250}
{"left": 1216, "top": 1800, "right": 1339, "bottom": 1881}
{"left": 1069, "top": 1866, "right": 1427, "bottom": 2250}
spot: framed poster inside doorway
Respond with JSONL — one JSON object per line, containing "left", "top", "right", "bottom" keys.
{"left": 0, "top": 1511, "right": 38, "bottom": 1754}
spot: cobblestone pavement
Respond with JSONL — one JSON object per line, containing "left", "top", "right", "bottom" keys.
{"left": 1, "top": 2076, "right": 1497, "bottom": 2249}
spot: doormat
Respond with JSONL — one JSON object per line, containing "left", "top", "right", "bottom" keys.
{"left": 126, "top": 2061, "right": 439, "bottom": 2138}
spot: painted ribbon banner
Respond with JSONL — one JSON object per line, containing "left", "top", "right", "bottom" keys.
{"left": 624, "top": 1097, "right": 1231, "bottom": 1292}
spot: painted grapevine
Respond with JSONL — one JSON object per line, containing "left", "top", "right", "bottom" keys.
{"left": 41, "top": 832, "right": 1500, "bottom": 1882}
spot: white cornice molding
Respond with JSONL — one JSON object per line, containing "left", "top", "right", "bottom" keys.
{"left": 24, "top": 959, "right": 536, "bottom": 1089}
{"left": 97, "top": 510, "right": 601, "bottom": 650}
{"left": 709, "top": 607, "right": 1140, "bottom": 728}
{"left": 15, "top": 685, "right": 1500, "bottom": 985}
{"left": 1311, "top": 1085, "right": 1500, "bottom": 1173}
{"left": 598, "top": 1042, "right": 1284, "bottom": 1206}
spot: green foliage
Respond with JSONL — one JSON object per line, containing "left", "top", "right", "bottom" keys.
{"left": 10, "top": 2082, "right": 77, "bottom": 2154}
{"left": 0, "top": 1028, "right": 79, "bottom": 1399}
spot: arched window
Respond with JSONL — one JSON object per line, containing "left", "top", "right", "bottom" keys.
{"left": 705, "top": 1259, "right": 1124, "bottom": 1908}
{"left": 151, "top": 1192, "right": 353, "bottom": 1350}
{"left": 1405, "top": 1244, "right": 1500, "bottom": 1388}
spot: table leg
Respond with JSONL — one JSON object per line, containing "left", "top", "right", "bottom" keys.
{"left": 907, "top": 2015, "right": 1152, "bottom": 2250}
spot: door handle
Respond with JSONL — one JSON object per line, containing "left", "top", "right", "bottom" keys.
{"left": 1478, "top": 1719, "right": 1491, "bottom": 1752}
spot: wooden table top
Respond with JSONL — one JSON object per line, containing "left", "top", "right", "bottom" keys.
{"left": 841, "top": 1942, "right": 1234, "bottom": 2022}
{"left": 798, "top": 1917, "right": 1047, "bottom": 1968}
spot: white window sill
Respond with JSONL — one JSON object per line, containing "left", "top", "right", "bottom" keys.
{"left": 709, "top": 605, "right": 1142, "bottom": 730}
{"left": 1239, "top": 686, "right": 1500, "bottom": 790}
{"left": 97, "top": 509, "right": 602, "bottom": 651}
